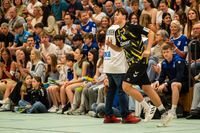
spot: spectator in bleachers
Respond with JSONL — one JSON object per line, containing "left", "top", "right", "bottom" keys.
{"left": 147, "top": 30, "right": 169, "bottom": 82}
{"left": 82, "top": 0, "right": 91, "bottom": 11}
{"left": 0, "top": 48, "right": 16, "bottom": 100}
{"left": 53, "top": 35, "right": 73, "bottom": 62}
{"left": 189, "top": 21, "right": 200, "bottom": 77}
{"left": 174, "top": 0, "right": 190, "bottom": 15}
{"left": 156, "top": 0, "right": 174, "bottom": 30}
{"left": 129, "top": 13, "right": 139, "bottom": 25}
{"left": 141, "top": 0, "right": 157, "bottom": 26}
{"left": 71, "top": 34, "right": 84, "bottom": 51}
{"left": 77, "top": 11, "right": 97, "bottom": 36}
{"left": 91, "top": 3, "right": 106, "bottom": 26}
{"left": 186, "top": 74, "right": 200, "bottom": 119}
{"left": 33, "top": 23, "right": 44, "bottom": 49}
{"left": 10, "top": 22, "right": 30, "bottom": 52}
{"left": 52, "top": 54, "right": 75, "bottom": 114}
{"left": 67, "top": 0, "right": 83, "bottom": 18}
{"left": 0, "top": 8, "right": 8, "bottom": 27}
{"left": 45, "top": 54, "right": 60, "bottom": 113}
{"left": 73, "top": 47, "right": 106, "bottom": 115}
{"left": 104, "top": 0, "right": 115, "bottom": 18}
{"left": 13, "top": 0, "right": 27, "bottom": 18}
{"left": 189, "top": 0, "right": 199, "bottom": 10}
{"left": 40, "top": 32, "right": 57, "bottom": 62}
{"left": 12, "top": 48, "right": 31, "bottom": 81}
{"left": 173, "top": 10, "right": 187, "bottom": 30}
{"left": 152, "top": 44, "right": 189, "bottom": 119}
{"left": 62, "top": 48, "right": 89, "bottom": 114}
{"left": 31, "top": 6, "right": 43, "bottom": 28}
{"left": 100, "top": 16, "right": 111, "bottom": 29}
{"left": 0, "top": 23, "right": 14, "bottom": 49}
{"left": 51, "top": 0, "right": 69, "bottom": 27}
{"left": 1, "top": 0, "right": 12, "bottom": 19}
{"left": 22, "top": 35, "right": 35, "bottom": 50}
{"left": 25, "top": 16, "right": 34, "bottom": 33}
{"left": 114, "top": 0, "right": 132, "bottom": 15}
{"left": 82, "top": 33, "right": 99, "bottom": 55}
{"left": 130, "top": 0, "right": 142, "bottom": 19}
{"left": 0, "top": 74, "right": 32, "bottom": 112}
{"left": 0, "top": 48, "right": 30, "bottom": 108}
{"left": 29, "top": 48, "right": 46, "bottom": 82}
{"left": 60, "top": 13, "right": 78, "bottom": 45}
{"left": 40, "top": 0, "right": 52, "bottom": 27}
{"left": 69, "top": 49, "right": 98, "bottom": 115}
{"left": 170, "top": 20, "right": 188, "bottom": 59}
{"left": 25, "top": 0, "right": 42, "bottom": 16}
{"left": 184, "top": 8, "right": 199, "bottom": 40}
{"left": 159, "top": 12, "right": 172, "bottom": 35}
{"left": 17, "top": 76, "right": 49, "bottom": 113}
{"left": 140, "top": 14, "right": 157, "bottom": 33}
{"left": 8, "top": 6, "right": 26, "bottom": 35}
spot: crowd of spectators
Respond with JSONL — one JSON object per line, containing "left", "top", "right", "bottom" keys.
{"left": 0, "top": 0, "right": 200, "bottom": 120}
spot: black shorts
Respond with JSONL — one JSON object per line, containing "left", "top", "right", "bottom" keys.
{"left": 124, "top": 63, "right": 151, "bottom": 86}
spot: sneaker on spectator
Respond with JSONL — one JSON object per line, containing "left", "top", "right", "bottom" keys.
{"left": 144, "top": 105, "right": 157, "bottom": 122}
{"left": 157, "top": 111, "right": 174, "bottom": 127}
{"left": 48, "top": 106, "right": 58, "bottom": 113}
{"left": 103, "top": 115, "right": 121, "bottom": 123}
{"left": 122, "top": 114, "right": 141, "bottom": 124}
{"left": 72, "top": 107, "right": 85, "bottom": 115}
{"left": 0, "top": 100, "right": 5, "bottom": 104}
{"left": 64, "top": 108, "right": 75, "bottom": 115}
{"left": 88, "top": 111, "right": 96, "bottom": 117}
{"left": 0, "top": 104, "right": 11, "bottom": 112}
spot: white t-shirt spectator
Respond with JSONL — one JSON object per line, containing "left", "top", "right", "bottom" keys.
{"left": 40, "top": 43, "right": 57, "bottom": 58}
{"left": 55, "top": 44, "right": 73, "bottom": 62}
{"left": 103, "top": 25, "right": 128, "bottom": 74}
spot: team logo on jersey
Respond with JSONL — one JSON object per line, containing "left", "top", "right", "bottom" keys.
{"left": 133, "top": 71, "right": 139, "bottom": 78}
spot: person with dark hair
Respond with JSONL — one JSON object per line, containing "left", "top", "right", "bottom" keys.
{"left": 129, "top": 12, "right": 139, "bottom": 25}
{"left": 141, "top": 0, "right": 157, "bottom": 26}
{"left": 67, "top": 0, "right": 83, "bottom": 17}
{"left": 91, "top": 2, "right": 106, "bottom": 26}
{"left": 0, "top": 23, "right": 14, "bottom": 48}
{"left": 156, "top": 0, "right": 174, "bottom": 29}
{"left": 54, "top": 35, "right": 73, "bottom": 62}
{"left": 159, "top": 12, "right": 172, "bottom": 35}
{"left": 16, "top": 76, "right": 49, "bottom": 113}
{"left": 106, "top": 8, "right": 172, "bottom": 126}
{"left": 130, "top": 0, "right": 142, "bottom": 18}
{"left": 71, "top": 34, "right": 84, "bottom": 51}
{"left": 60, "top": 13, "right": 78, "bottom": 45}
{"left": 0, "top": 8, "right": 8, "bottom": 26}
{"left": 40, "top": 0, "right": 51, "bottom": 27}
{"left": 174, "top": 0, "right": 190, "bottom": 15}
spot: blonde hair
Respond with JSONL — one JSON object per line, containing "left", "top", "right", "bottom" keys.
{"left": 171, "top": 20, "right": 183, "bottom": 33}
{"left": 139, "top": 14, "right": 152, "bottom": 27}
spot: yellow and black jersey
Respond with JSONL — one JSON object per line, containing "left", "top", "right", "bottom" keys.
{"left": 116, "top": 23, "right": 150, "bottom": 66}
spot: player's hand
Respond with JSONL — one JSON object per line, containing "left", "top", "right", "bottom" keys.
{"left": 105, "top": 38, "right": 112, "bottom": 47}
{"left": 142, "top": 50, "right": 151, "bottom": 58}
